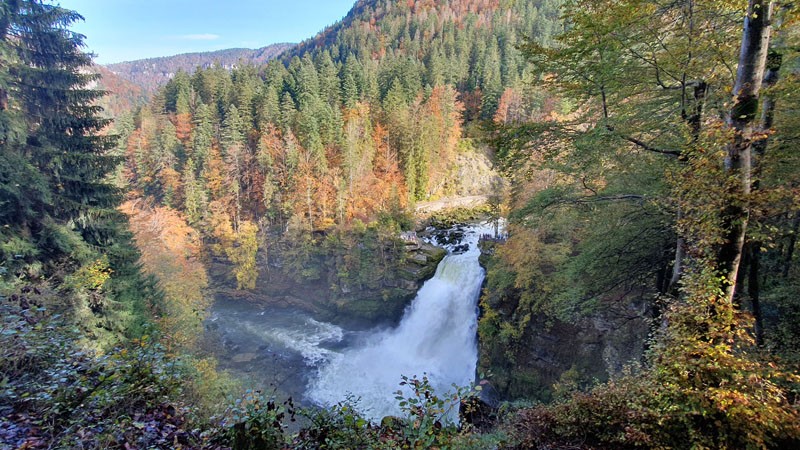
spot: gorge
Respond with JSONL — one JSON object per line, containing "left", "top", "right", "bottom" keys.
{"left": 208, "top": 222, "right": 493, "bottom": 422}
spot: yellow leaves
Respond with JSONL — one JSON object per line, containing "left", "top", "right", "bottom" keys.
{"left": 205, "top": 203, "right": 260, "bottom": 290}
{"left": 121, "top": 200, "right": 209, "bottom": 351}
{"left": 226, "top": 220, "right": 259, "bottom": 290}
{"left": 207, "top": 200, "right": 236, "bottom": 253}
{"left": 203, "top": 145, "right": 227, "bottom": 201}
{"left": 498, "top": 224, "right": 569, "bottom": 296}
{"left": 66, "top": 256, "right": 112, "bottom": 293}
{"left": 317, "top": 217, "right": 337, "bottom": 230}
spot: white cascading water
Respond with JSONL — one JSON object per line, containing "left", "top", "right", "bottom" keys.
{"left": 307, "top": 222, "right": 494, "bottom": 422}
{"left": 237, "top": 317, "right": 344, "bottom": 364}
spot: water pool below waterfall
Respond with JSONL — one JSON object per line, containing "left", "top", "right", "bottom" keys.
{"left": 207, "top": 222, "right": 494, "bottom": 422}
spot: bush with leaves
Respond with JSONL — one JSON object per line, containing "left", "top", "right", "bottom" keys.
{"left": 224, "top": 390, "right": 296, "bottom": 450}
{"left": 0, "top": 288, "right": 223, "bottom": 449}
{"left": 288, "top": 375, "right": 487, "bottom": 449}
{"left": 293, "top": 396, "right": 382, "bottom": 449}
{"left": 388, "top": 374, "right": 481, "bottom": 449}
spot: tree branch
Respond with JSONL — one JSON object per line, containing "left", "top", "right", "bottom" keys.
{"left": 542, "top": 194, "right": 646, "bottom": 210}
{"left": 576, "top": 194, "right": 645, "bottom": 203}
{"left": 621, "top": 134, "right": 682, "bottom": 156}
{"left": 605, "top": 124, "right": 682, "bottom": 156}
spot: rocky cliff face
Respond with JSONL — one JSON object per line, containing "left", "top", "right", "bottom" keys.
{"left": 105, "top": 44, "right": 293, "bottom": 93}
{"left": 476, "top": 241, "right": 652, "bottom": 401}
{"left": 425, "top": 142, "right": 506, "bottom": 202}
{"left": 211, "top": 238, "right": 446, "bottom": 327}
{"left": 482, "top": 301, "right": 651, "bottom": 400}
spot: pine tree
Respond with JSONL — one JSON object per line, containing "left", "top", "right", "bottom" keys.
{"left": 316, "top": 50, "right": 340, "bottom": 107}
{"left": 278, "top": 91, "right": 296, "bottom": 132}
{"left": 1, "top": 1, "right": 160, "bottom": 346}
{"left": 254, "top": 85, "right": 280, "bottom": 131}
{"left": 181, "top": 158, "right": 207, "bottom": 225}
{"left": 480, "top": 39, "right": 503, "bottom": 119}
{"left": 231, "top": 64, "right": 259, "bottom": 130}
{"left": 2, "top": 0, "right": 118, "bottom": 248}
{"left": 164, "top": 69, "right": 192, "bottom": 114}
{"left": 341, "top": 72, "right": 359, "bottom": 109}
{"left": 221, "top": 104, "right": 245, "bottom": 154}
{"left": 341, "top": 55, "right": 364, "bottom": 108}
{"left": 0, "top": 3, "right": 49, "bottom": 233}
{"left": 154, "top": 116, "right": 181, "bottom": 207}
{"left": 191, "top": 102, "right": 214, "bottom": 171}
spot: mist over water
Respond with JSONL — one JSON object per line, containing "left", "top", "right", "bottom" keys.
{"left": 307, "top": 223, "right": 492, "bottom": 422}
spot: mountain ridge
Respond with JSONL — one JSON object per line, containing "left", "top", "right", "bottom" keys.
{"left": 103, "top": 43, "right": 294, "bottom": 93}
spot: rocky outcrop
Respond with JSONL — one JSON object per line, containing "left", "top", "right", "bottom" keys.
{"left": 416, "top": 195, "right": 491, "bottom": 217}
{"left": 478, "top": 295, "right": 651, "bottom": 401}
{"left": 211, "top": 237, "right": 446, "bottom": 327}
{"left": 476, "top": 238, "right": 652, "bottom": 402}
{"left": 427, "top": 142, "right": 505, "bottom": 199}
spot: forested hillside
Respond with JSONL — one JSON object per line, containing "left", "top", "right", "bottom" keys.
{"left": 106, "top": 43, "right": 293, "bottom": 93}
{"left": 119, "top": 0, "right": 564, "bottom": 297}
{"left": 2, "top": 0, "right": 800, "bottom": 449}
{"left": 88, "top": 64, "right": 147, "bottom": 118}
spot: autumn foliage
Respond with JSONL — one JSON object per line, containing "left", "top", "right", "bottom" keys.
{"left": 121, "top": 201, "right": 209, "bottom": 351}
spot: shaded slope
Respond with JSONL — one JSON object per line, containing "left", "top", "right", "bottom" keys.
{"left": 88, "top": 64, "right": 146, "bottom": 118}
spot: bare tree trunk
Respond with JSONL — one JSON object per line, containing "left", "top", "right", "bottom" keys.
{"left": 748, "top": 244, "right": 764, "bottom": 346}
{"left": 718, "top": 0, "right": 774, "bottom": 304}
{"left": 734, "top": 244, "right": 750, "bottom": 308}
{"left": 670, "top": 73, "right": 707, "bottom": 295}
{"left": 752, "top": 51, "right": 781, "bottom": 160}
{"left": 745, "top": 37, "right": 782, "bottom": 344}
{"left": 669, "top": 225, "right": 685, "bottom": 294}
{"left": 784, "top": 214, "right": 800, "bottom": 278}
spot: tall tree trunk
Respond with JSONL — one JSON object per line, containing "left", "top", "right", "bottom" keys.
{"left": 753, "top": 51, "right": 781, "bottom": 160}
{"left": 718, "top": 0, "right": 774, "bottom": 303}
{"left": 748, "top": 243, "right": 764, "bottom": 346}
{"left": 671, "top": 78, "right": 707, "bottom": 295}
{"left": 784, "top": 214, "right": 800, "bottom": 278}
{"left": 745, "top": 40, "right": 781, "bottom": 344}
{"left": 734, "top": 245, "right": 750, "bottom": 308}
{"left": 668, "top": 225, "right": 685, "bottom": 294}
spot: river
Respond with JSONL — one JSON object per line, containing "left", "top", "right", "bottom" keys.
{"left": 206, "top": 222, "right": 493, "bottom": 422}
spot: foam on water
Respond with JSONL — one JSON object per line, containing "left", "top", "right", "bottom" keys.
{"left": 306, "top": 222, "right": 494, "bottom": 422}
{"left": 270, "top": 318, "right": 344, "bottom": 364}
{"left": 228, "top": 315, "right": 344, "bottom": 365}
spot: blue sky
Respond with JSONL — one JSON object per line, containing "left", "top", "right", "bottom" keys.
{"left": 57, "top": 0, "right": 356, "bottom": 64}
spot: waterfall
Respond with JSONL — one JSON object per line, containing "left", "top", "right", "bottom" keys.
{"left": 307, "top": 222, "right": 492, "bottom": 422}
